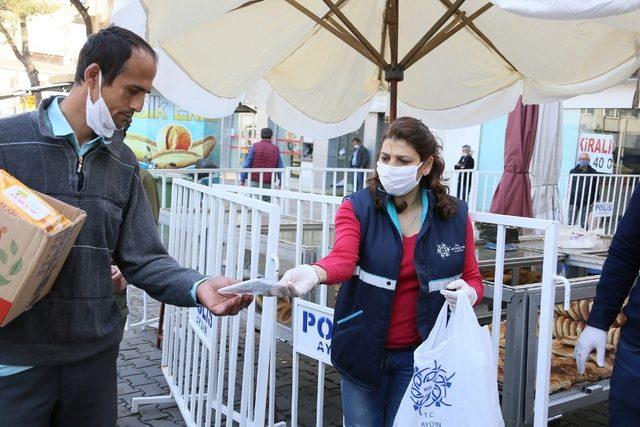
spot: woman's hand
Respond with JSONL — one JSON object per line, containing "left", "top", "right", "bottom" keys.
{"left": 270, "top": 265, "right": 324, "bottom": 298}
{"left": 440, "top": 279, "right": 477, "bottom": 309}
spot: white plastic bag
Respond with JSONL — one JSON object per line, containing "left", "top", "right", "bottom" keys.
{"left": 393, "top": 294, "right": 504, "bottom": 426}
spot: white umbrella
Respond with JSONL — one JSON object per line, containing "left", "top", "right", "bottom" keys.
{"left": 113, "top": 0, "right": 640, "bottom": 137}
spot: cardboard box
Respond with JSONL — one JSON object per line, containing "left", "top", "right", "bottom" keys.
{"left": 0, "top": 192, "right": 86, "bottom": 326}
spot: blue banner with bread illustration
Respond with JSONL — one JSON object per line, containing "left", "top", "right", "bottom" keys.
{"left": 124, "top": 92, "right": 221, "bottom": 169}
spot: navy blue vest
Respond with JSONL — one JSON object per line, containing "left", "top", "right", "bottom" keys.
{"left": 331, "top": 188, "right": 468, "bottom": 390}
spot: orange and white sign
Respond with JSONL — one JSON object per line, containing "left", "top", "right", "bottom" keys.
{"left": 577, "top": 133, "right": 616, "bottom": 174}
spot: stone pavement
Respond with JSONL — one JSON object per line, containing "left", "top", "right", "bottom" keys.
{"left": 118, "top": 288, "right": 608, "bottom": 426}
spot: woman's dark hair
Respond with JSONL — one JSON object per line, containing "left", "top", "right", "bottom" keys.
{"left": 368, "top": 117, "right": 457, "bottom": 219}
{"left": 352, "top": 137, "right": 361, "bottom": 144}
{"left": 75, "top": 26, "right": 158, "bottom": 86}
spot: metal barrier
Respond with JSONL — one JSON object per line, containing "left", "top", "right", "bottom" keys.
{"left": 132, "top": 178, "right": 283, "bottom": 427}
{"left": 562, "top": 173, "right": 640, "bottom": 234}
{"left": 212, "top": 184, "right": 342, "bottom": 426}
{"left": 443, "top": 170, "right": 502, "bottom": 213}
{"left": 124, "top": 285, "right": 160, "bottom": 331}
{"left": 284, "top": 167, "right": 374, "bottom": 196}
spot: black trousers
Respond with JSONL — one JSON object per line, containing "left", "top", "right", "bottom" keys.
{"left": 0, "top": 344, "right": 119, "bottom": 427}
{"left": 610, "top": 332, "right": 640, "bottom": 426}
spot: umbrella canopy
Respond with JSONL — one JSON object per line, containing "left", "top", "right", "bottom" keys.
{"left": 113, "top": 0, "right": 640, "bottom": 137}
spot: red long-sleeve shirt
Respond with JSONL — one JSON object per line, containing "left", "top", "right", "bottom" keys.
{"left": 317, "top": 200, "right": 484, "bottom": 349}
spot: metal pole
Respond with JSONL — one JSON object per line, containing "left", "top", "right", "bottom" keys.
{"left": 390, "top": 79, "right": 398, "bottom": 121}
{"left": 533, "top": 221, "right": 560, "bottom": 426}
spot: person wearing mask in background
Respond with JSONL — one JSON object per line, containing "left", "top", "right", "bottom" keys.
{"left": 351, "top": 137, "right": 370, "bottom": 191}
{"left": 575, "top": 185, "right": 640, "bottom": 425}
{"left": 568, "top": 152, "right": 598, "bottom": 229}
{"left": 240, "top": 128, "right": 284, "bottom": 191}
{"left": 271, "top": 117, "right": 484, "bottom": 426}
{"left": 454, "top": 144, "right": 474, "bottom": 202}
{"left": 0, "top": 26, "right": 252, "bottom": 426}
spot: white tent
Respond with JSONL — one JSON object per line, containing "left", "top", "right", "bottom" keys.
{"left": 113, "top": 0, "right": 640, "bottom": 138}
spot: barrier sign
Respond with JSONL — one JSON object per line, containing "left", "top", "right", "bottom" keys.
{"left": 593, "top": 202, "right": 614, "bottom": 218}
{"left": 190, "top": 306, "right": 214, "bottom": 336}
{"left": 577, "top": 133, "right": 616, "bottom": 174}
{"left": 293, "top": 299, "right": 334, "bottom": 365}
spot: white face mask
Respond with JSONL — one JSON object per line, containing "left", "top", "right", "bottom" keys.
{"left": 377, "top": 161, "right": 424, "bottom": 196}
{"left": 86, "top": 71, "right": 119, "bottom": 138}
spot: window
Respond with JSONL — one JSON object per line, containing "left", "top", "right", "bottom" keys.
{"left": 578, "top": 109, "right": 640, "bottom": 174}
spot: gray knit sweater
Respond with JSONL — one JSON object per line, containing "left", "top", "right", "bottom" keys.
{"left": 0, "top": 97, "right": 204, "bottom": 365}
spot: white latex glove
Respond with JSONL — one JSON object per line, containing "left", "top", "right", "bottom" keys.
{"left": 440, "top": 279, "right": 477, "bottom": 310}
{"left": 271, "top": 265, "right": 320, "bottom": 298}
{"left": 574, "top": 325, "right": 607, "bottom": 374}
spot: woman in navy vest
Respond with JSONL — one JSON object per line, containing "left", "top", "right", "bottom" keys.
{"left": 273, "top": 117, "right": 484, "bottom": 426}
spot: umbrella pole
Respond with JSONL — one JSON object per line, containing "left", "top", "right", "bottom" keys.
{"left": 389, "top": 80, "right": 398, "bottom": 121}
{"left": 385, "top": 0, "right": 401, "bottom": 122}
{"left": 385, "top": 66, "right": 404, "bottom": 122}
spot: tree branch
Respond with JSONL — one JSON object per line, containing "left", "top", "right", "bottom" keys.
{"left": 0, "top": 17, "right": 25, "bottom": 64}
{"left": 69, "top": 0, "right": 93, "bottom": 36}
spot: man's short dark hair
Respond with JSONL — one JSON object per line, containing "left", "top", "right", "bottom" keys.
{"left": 261, "top": 128, "right": 273, "bottom": 139}
{"left": 75, "top": 26, "right": 158, "bottom": 86}
{"left": 353, "top": 137, "right": 361, "bottom": 144}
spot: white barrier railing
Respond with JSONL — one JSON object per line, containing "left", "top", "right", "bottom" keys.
{"left": 125, "top": 285, "right": 159, "bottom": 331}
{"left": 562, "top": 173, "right": 640, "bottom": 234}
{"left": 213, "top": 184, "right": 342, "bottom": 426}
{"left": 132, "top": 179, "right": 282, "bottom": 427}
{"left": 150, "top": 168, "right": 285, "bottom": 208}
{"left": 284, "top": 167, "right": 374, "bottom": 196}
{"left": 443, "top": 170, "right": 502, "bottom": 213}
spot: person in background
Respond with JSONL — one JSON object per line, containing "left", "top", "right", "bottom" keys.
{"left": 240, "top": 127, "right": 284, "bottom": 189}
{"left": 195, "top": 158, "right": 219, "bottom": 186}
{"left": 0, "top": 26, "right": 251, "bottom": 426}
{"left": 568, "top": 152, "right": 598, "bottom": 229}
{"left": 350, "top": 137, "right": 370, "bottom": 191}
{"left": 454, "top": 144, "right": 474, "bottom": 202}
{"left": 575, "top": 185, "right": 640, "bottom": 425}
{"left": 272, "top": 117, "right": 483, "bottom": 426}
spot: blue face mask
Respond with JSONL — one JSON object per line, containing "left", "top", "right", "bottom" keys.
{"left": 578, "top": 159, "right": 590, "bottom": 167}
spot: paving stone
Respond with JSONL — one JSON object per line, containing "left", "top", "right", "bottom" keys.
{"left": 118, "top": 381, "right": 138, "bottom": 396}
{"left": 143, "top": 419, "right": 182, "bottom": 427}
{"left": 138, "top": 405, "right": 171, "bottom": 422}
{"left": 128, "top": 373, "right": 156, "bottom": 387}
{"left": 120, "top": 349, "right": 145, "bottom": 361}
{"left": 138, "top": 383, "right": 167, "bottom": 397}
{"left": 131, "top": 357, "right": 158, "bottom": 369}
{"left": 139, "top": 361, "right": 162, "bottom": 374}
{"left": 117, "top": 415, "right": 148, "bottom": 427}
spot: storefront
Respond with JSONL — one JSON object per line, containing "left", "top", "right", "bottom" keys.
{"left": 124, "top": 91, "right": 222, "bottom": 169}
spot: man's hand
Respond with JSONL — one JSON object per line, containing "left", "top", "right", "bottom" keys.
{"left": 111, "top": 265, "right": 127, "bottom": 293}
{"left": 196, "top": 277, "right": 253, "bottom": 316}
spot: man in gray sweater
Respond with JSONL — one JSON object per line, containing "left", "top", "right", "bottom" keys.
{"left": 0, "top": 26, "right": 252, "bottom": 426}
